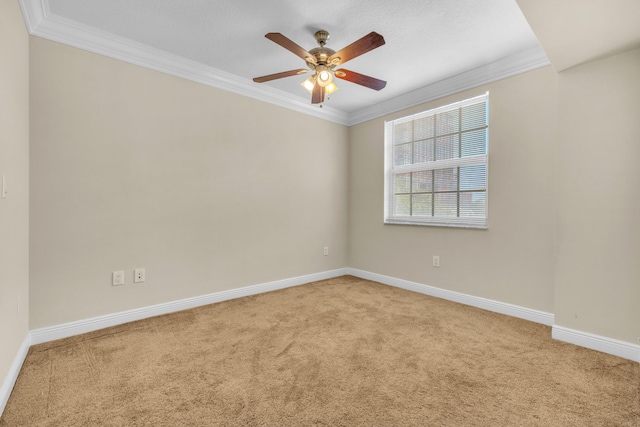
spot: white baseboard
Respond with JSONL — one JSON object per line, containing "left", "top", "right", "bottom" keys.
{"left": 0, "top": 334, "right": 31, "bottom": 417}
{"left": 347, "top": 268, "right": 640, "bottom": 362}
{"left": 30, "top": 268, "right": 349, "bottom": 345}
{"left": 552, "top": 325, "right": 640, "bottom": 363}
{"left": 7, "top": 267, "right": 635, "bottom": 419}
{"left": 347, "top": 268, "right": 555, "bottom": 326}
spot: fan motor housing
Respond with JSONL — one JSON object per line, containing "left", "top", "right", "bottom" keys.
{"left": 308, "top": 47, "right": 336, "bottom": 67}
{"left": 307, "top": 30, "right": 337, "bottom": 69}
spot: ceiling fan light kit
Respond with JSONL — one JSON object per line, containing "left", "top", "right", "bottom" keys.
{"left": 301, "top": 75, "right": 316, "bottom": 92}
{"left": 315, "top": 65, "right": 333, "bottom": 87}
{"left": 324, "top": 82, "right": 339, "bottom": 96}
{"left": 253, "top": 30, "right": 386, "bottom": 105}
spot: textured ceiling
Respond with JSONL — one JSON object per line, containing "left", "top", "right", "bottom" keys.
{"left": 25, "top": 0, "right": 548, "bottom": 123}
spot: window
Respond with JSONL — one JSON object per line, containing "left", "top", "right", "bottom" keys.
{"left": 384, "top": 93, "right": 488, "bottom": 228}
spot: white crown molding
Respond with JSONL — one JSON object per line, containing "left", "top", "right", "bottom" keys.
{"left": 30, "top": 268, "right": 349, "bottom": 345}
{"left": 0, "top": 334, "right": 30, "bottom": 417}
{"left": 346, "top": 45, "right": 551, "bottom": 126}
{"left": 552, "top": 326, "right": 640, "bottom": 363}
{"left": 18, "top": 0, "right": 349, "bottom": 125}
{"left": 347, "top": 268, "right": 555, "bottom": 326}
{"left": 19, "top": 0, "right": 550, "bottom": 127}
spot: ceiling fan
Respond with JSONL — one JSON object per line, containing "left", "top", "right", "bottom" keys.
{"left": 253, "top": 30, "right": 386, "bottom": 105}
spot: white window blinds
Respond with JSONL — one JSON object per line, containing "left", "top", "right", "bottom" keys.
{"left": 384, "top": 93, "right": 489, "bottom": 228}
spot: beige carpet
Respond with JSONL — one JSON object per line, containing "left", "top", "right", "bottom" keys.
{"left": 2, "top": 276, "right": 639, "bottom": 426}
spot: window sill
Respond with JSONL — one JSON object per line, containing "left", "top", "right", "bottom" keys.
{"left": 384, "top": 218, "right": 488, "bottom": 229}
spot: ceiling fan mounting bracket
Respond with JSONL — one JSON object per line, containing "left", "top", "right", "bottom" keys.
{"left": 314, "top": 30, "right": 330, "bottom": 47}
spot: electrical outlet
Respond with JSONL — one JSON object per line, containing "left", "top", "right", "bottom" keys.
{"left": 432, "top": 255, "right": 440, "bottom": 267}
{"left": 323, "top": 247, "right": 329, "bottom": 256}
{"left": 112, "top": 271, "right": 125, "bottom": 286}
{"left": 134, "top": 268, "right": 145, "bottom": 283}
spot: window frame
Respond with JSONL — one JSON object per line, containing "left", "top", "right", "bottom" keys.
{"left": 383, "top": 93, "right": 489, "bottom": 229}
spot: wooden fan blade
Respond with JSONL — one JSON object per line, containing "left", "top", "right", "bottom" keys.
{"left": 265, "top": 33, "right": 317, "bottom": 65}
{"left": 328, "top": 32, "right": 385, "bottom": 66}
{"left": 334, "top": 69, "right": 387, "bottom": 91}
{"left": 311, "top": 83, "right": 325, "bottom": 104}
{"left": 253, "top": 69, "right": 308, "bottom": 83}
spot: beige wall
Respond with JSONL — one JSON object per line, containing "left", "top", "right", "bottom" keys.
{"left": 0, "top": 2, "right": 635, "bottom": 412}
{"left": 555, "top": 48, "right": 640, "bottom": 343}
{"left": 12, "top": 4, "right": 640, "bottom": 358}
{"left": 348, "top": 66, "right": 558, "bottom": 314}
{"left": 29, "top": 37, "right": 349, "bottom": 328}
{"left": 0, "top": 0, "right": 30, "bottom": 391}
